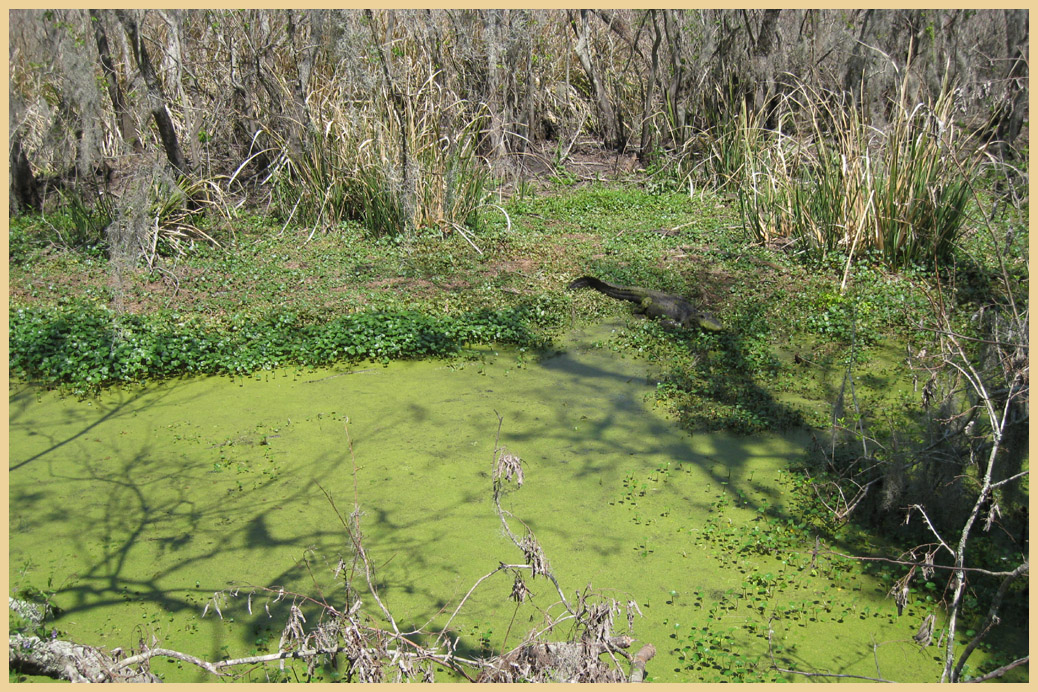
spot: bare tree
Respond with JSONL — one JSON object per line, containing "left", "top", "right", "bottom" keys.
{"left": 115, "top": 9, "right": 189, "bottom": 177}
{"left": 655, "top": 10, "right": 690, "bottom": 144}
{"left": 89, "top": 10, "right": 140, "bottom": 153}
{"left": 993, "top": 9, "right": 1028, "bottom": 159}
{"left": 9, "top": 91, "right": 41, "bottom": 213}
{"left": 568, "top": 9, "right": 625, "bottom": 151}
{"left": 803, "top": 214, "right": 1028, "bottom": 681}
{"left": 918, "top": 273, "right": 1028, "bottom": 681}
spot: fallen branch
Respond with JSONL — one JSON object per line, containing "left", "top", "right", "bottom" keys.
{"left": 627, "top": 643, "right": 656, "bottom": 682}
{"left": 477, "top": 635, "right": 634, "bottom": 682}
{"left": 9, "top": 633, "right": 162, "bottom": 683}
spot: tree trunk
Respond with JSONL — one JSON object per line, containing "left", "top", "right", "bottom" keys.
{"left": 640, "top": 10, "right": 663, "bottom": 154}
{"left": 753, "top": 8, "right": 781, "bottom": 57}
{"left": 285, "top": 10, "right": 315, "bottom": 158}
{"left": 89, "top": 9, "right": 140, "bottom": 152}
{"left": 569, "top": 9, "right": 624, "bottom": 151}
{"left": 521, "top": 16, "right": 535, "bottom": 155}
{"left": 9, "top": 633, "right": 161, "bottom": 683}
{"left": 9, "top": 131, "right": 41, "bottom": 213}
{"left": 994, "top": 8, "right": 1028, "bottom": 159}
{"left": 157, "top": 10, "right": 203, "bottom": 169}
{"left": 226, "top": 19, "right": 271, "bottom": 179}
{"left": 485, "top": 9, "right": 508, "bottom": 163}
{"left": 842, "top": 10, "right": 875, "bottom": 103}
{"left": 662, "top": 10, "right": 688, "bottom": 142}
{"left": 115, "top": 9, "right": 190, "bottom": 177}
{"left": 749, "top": 9, "right": 783, "bottom": 130}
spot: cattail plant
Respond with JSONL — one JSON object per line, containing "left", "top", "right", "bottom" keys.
{"left": 735, "top": 78, "right": 982, "bottom": 274}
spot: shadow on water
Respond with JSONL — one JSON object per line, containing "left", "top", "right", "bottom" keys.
{"left": 9, "top": 384, "right": 161, "bottom": 472}
{"left": 7, "top": 321, "right": 832, "bottom": 681}
{"left": 532, "top": 318, "right": 807, "bottom": 510}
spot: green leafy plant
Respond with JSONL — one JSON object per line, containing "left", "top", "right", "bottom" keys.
{"left": 9, "top": 303, "right": 553, "bottom": 393}
{"left": 671, "top": 621, "right": 777, "bottom": 682}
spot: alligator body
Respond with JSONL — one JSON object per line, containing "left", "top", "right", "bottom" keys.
{"left": 568, "top": 276, "right": 723, "bottom": 332}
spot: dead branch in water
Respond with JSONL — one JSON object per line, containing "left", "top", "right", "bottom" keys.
{"left": 9, "top": 416, "right": 652, "bottom": 683}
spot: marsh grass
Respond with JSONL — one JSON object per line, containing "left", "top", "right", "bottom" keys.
{"left": 35, "top": 170, "right": 228, "bottom": 265}
{"left": 737, "top": 80, "right": 981, "bottom": 274}
{"left": 50, "top": 187, "right": 116, "bottom": 253}
{"left": 870, "top": 83, "right": 973, "bottom": 268}
{"left": 267, "top": 72, "right": 493, "bottom": 240}
{"left": 708, "top": 98, "right": 781, "bottom": 195}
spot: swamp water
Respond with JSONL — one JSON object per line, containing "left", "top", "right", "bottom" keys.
{"left": 10, "top": 323, "right": 950, "bottom": 682}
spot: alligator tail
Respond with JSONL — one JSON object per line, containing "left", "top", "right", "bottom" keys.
{"left": 567, "top": 276, "right": 643, "bottom": 303}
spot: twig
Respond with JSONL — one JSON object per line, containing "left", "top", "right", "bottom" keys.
{"left": 989, "top": 469, "right": 1029, "bottom": 490}
{"left": 435, "top": 562, "right": 524, "bottom": 642}
{"left": 961, "top": 656, "right": 1029, "bottom": 683}
{"left": 906, "top": 504, "right": 953, "bottom": 557}
{"left": 914, "top": 326, "right": 1027, "bottom": 350}
{"left": 316, "top": 419, "right": 401, "bottom": 638}
{"left": 489, "top": 411, "right": 573, "bottom": 612}
{"left": 447, "top": 220, "right": 484, "bottom": 255}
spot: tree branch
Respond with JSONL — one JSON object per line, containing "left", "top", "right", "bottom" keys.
{"left": 962, "top": 656, "right": 1029, "bottom": 683}
{"left": 953, "top": 560, "right": 1028, "bottom": 680}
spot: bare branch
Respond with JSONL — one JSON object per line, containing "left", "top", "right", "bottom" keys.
{"left": 906, "top": 504, "right": 953, "bottom": 557}
{"left": 953, "top": 560, "right": 1029, "bottom": 680}
{"left": 961, "top": 656, "right": 1029, "bottom": 683}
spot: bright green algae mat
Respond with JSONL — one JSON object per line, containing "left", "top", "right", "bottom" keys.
{"left": 10, "top": 323, "right": 966, "bottom": 682}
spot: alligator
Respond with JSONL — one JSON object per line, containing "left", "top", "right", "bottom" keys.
{"left": 568, "top": 276, "right": 723, "bottom": 332}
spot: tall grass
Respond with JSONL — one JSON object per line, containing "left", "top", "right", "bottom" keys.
{"left": 49, "top": 188, "right": 116, "bottom": 252}
{"left": 720, "top": 100, "right": 799, "bottom": 241}
{"left": 871, "top": 85, "right": 972, "bottom": 268}
{"left": 44, "top": 169, "right": 227, "bottom": 263}
{"left": 735, "top": 80, "right": 981, "bottom": 273}
{"left": 706, "top": 99, "right": 760, "bottom": 193}
{"left": 267, "top": 71, "right": 493, "bottom": 240}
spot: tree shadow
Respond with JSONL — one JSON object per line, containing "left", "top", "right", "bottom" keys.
{"left": 8, "top": 306, "right": 820, "bottom": 680}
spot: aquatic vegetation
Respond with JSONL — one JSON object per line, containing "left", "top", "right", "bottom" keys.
{"left": 10, "top": 323, "right": 994, "bottom": 682}
{"left": 9, "top": 303, "right": 558, "bottom": 394}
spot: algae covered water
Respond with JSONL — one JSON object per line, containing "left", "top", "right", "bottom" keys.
{"left": 10, "top": 324, "right": 957, "bottom": 681}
